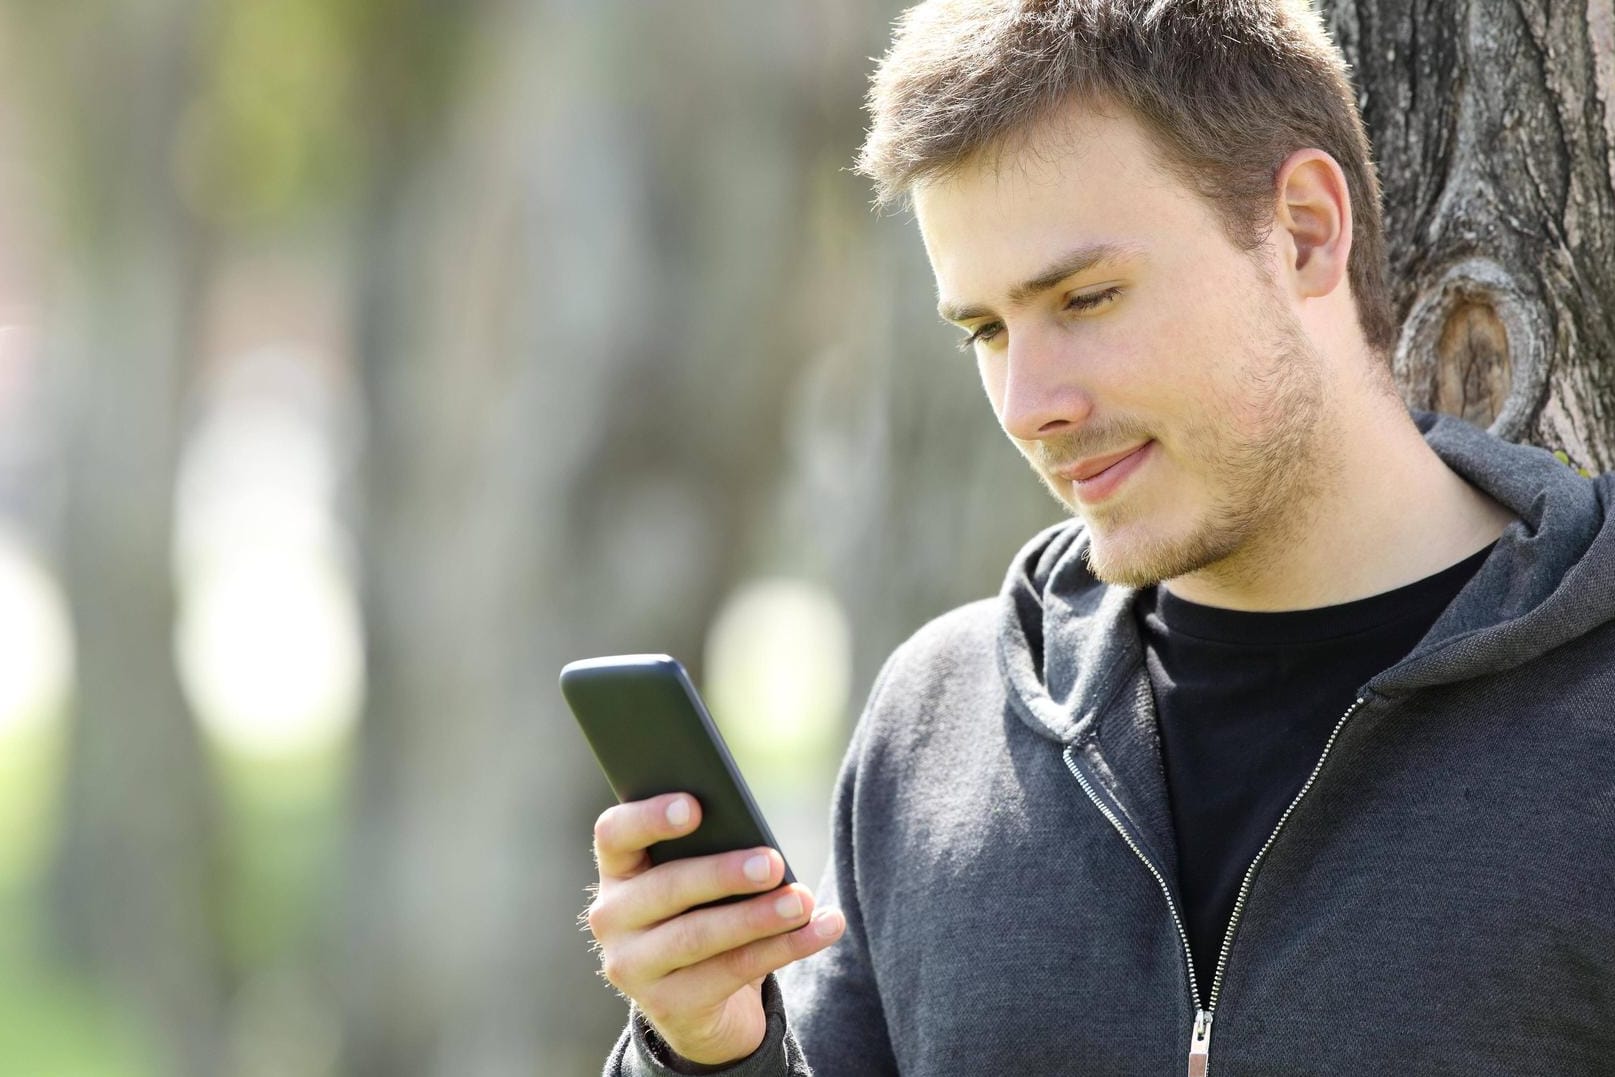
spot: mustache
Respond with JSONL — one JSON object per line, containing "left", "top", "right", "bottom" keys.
{"left": 1026, "top": 419, "right": 1153, "bottom": 472}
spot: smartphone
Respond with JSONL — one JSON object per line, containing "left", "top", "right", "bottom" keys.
{"left": 560, "top": 654, "right": 796, "bottom": 897}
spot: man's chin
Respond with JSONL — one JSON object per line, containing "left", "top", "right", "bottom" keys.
{"left": 1082, "top": 543, "right": 1171, "bottom": 589}
{"left": 1081, "top": 524, "right": 1230, "bottom": 590}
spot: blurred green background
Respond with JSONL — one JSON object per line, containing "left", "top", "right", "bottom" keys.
{"left": 0, "top": 1, "right": 1064, "bottom": 1074}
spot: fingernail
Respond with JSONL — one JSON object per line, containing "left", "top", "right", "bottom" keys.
{"left": 812, "top": 908, "right": 843, "bottom": 938}
{"left": 665, "top": 798, "right": 690, "bottom": 827}
{"left": 743, "top": 853, "right": 771, "bottom": 884}
{"left": 774, "top": 893, "right": 803, "bottom": 919}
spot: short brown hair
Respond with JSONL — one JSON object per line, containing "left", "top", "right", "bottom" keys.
{"left": 857, "top": 0, "right": 1396, "bottom": 353}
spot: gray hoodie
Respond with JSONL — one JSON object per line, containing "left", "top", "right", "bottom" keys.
{"left": 609, "top": 413, "right": 1615, "bottom": 1076}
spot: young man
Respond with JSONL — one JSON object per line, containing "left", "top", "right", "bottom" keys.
{"left": 588, "top": 2, "right": 1615, "bottom": 1073}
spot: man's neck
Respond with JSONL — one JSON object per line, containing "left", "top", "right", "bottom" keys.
{"left": 1163, "top": 404, "right": 1516, "bottom": 613}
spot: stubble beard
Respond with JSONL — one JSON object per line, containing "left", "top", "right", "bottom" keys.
{"left": 1027, "top": 302, "right": 1335, "bottom": 591}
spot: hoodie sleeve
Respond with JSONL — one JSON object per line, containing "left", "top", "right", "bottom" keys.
{"left": 602, "top": 663, "right": 903, "bottom": 1077}
{"left": 602, "top": 975, "right": 804, "bottom": 1076}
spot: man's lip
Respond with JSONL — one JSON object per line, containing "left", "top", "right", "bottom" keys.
{"left": 1055, "top": 442, "right": 1151, "bottom": 483}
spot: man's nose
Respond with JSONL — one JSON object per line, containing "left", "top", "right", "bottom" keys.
{"left": 997, "top": 330, "right": 1093, "bottom": 442}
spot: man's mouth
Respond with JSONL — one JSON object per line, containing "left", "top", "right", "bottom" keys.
{"left": 1052, "top": 441, "right": 1154, "bottom": 503}
{"left": 1055, "top": 442, "right": 1152, "bottom": 484}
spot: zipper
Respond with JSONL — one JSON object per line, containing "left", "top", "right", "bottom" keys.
{"left": 1065, "top": 695, "right": 1367, "bottom": 1076}
{"left": 1062, "top": 749, "right": 1203, "bottom": 1058}
{"left": 1187, "top": 1009, "right": 1212, "bottom": 1077}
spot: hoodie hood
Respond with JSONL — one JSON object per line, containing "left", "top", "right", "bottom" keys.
{"left": 998, "top": 411, "right": 1615, "bottom": 747}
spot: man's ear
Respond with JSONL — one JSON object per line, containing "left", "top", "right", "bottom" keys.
{"left": 1272, "top": 149, "right": 1353, "bottom": 300}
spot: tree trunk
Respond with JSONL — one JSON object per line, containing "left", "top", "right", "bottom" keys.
{"left": 39, "top": 3, "right": 226, "bottom": 1074}
{"left": 1325, "top": 0, "right": 1615, "bottom": 464}
{"left": 336, "top": 5, "right": 637, "bottom": 1073}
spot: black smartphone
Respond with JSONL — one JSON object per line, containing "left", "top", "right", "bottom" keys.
{"left": 560, "top": 654, "right": 796, "bottom": 895}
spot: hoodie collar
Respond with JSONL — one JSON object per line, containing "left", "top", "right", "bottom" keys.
{"left": 997, "top": 411, "right": 1615, "bottom": 746}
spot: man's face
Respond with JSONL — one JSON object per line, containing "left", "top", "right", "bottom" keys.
{"left": 913, "top": 104, "right": 1335, "bottom": 589}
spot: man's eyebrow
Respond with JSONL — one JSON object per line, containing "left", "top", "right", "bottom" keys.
{"left": 937, "top": 242, "right": 1145, "bottom": 323}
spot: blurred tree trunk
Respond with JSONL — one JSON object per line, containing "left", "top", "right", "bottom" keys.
{"left": 37, "top": 3, "right": 226, "bottom": 1075}
{"left": 1326, "top": 0, "right": 1615, "bottom": 463}
{"left": 336, "top": 3, "right": 621, "bottom": 1074}
{"left": 340, "top": 138, "right": 546, "bottom": 1074}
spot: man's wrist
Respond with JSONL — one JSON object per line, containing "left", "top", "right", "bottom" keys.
{"left": 628, "top": 977, "right": 789, "bottom": 1077}
{"left": 635, "top": 1015, "right": 756, "bottom": 1075}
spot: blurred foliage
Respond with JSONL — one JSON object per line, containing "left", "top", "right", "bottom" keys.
{"left": 0, "top": 713, "right": 65, "bottom": 894}
{"left": 0, "top": 925, "right": 157, "bottom": 1077}
{"left": 0, "top": 715, "right": 154, "bottom": 1075}
{"left": 177, "top": 0, "right": 354, "bottom": 226}
{"left": 211, "top": 745, "right": 347, "bottom": 975}
{"left": 0, "top": 0, "right": 487, "bottom": 242}
{"left": 0, "top": 704, "right": 347, "bottom": 1074}
{"left": 333, "top": 0, "right": 490, "bottom": 157}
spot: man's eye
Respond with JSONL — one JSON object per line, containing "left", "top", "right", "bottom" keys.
{"left": 957, "top": 322, "right": 1003, "bottom": 351}
{"left": 956, "top": 288, "right": 1121, "bottom": 352}
{"left": 1067, "top": 286, "right": 1122, "bottom": 313}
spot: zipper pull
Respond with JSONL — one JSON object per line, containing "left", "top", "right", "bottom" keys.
{"left": 1187, "top": 1009, "right": 1213, "bottom": 1077}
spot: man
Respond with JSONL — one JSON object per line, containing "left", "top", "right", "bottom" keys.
{"left": 587, "top": 1, "right": 1615, "bottom": 1073}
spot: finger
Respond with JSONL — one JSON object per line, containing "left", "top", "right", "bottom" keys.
{"left": 626, "top": 881, "right": 817, "bottom": 982}
{"left": 609, "top": 884, "right": 815, "bottom": 996}
{"left": 640, "top": 905, "right": 847, "bottom": 1015}
{"left": 598, "top": 845, "right": 787, "bottom": 935}
{"left": 594, "top": 793, "right": 703, "bottom": 879}
{"left": 589, "top": 848, "right": 786, "bottom": 946}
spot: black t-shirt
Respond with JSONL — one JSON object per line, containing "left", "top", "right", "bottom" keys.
{"left": 1133, "top": 544, "right": 1493, "bottom": 1006}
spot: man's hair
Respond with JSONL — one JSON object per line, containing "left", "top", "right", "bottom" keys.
{"left": 856, "top": 0, "right": 1395, "bottom": 353}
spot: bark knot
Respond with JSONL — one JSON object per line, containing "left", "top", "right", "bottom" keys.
{"left": 1393, "top": 258, "right": 1549, "bottom": 440}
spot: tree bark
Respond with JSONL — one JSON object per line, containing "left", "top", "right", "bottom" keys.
{"left": 1325, "top": 0, "right": 1615, "bottom": 464}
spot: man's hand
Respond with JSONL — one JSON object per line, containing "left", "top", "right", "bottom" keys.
{"left": 586, "top": 793, "right": 847, "bottom": 1068}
